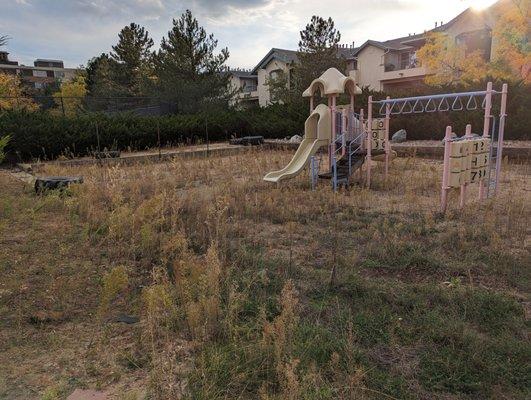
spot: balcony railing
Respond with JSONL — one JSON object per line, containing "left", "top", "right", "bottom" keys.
{"left": 242, "top": 85, "right": 257, "bottom": 93}
{"left": 384, "top": 60, "right": 421, "bottom": 72}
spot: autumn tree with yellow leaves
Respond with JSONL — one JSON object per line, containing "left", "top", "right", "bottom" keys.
{"left": 416, "top": 31, "right": 488, "bottom": 85}
{"left": 417, "top": 0, "right": 529, "bottom": 85}
{"left": 0, "top": 74, "right": 38, "bottom": 111}
{"left": 52, "top": 74, "right": 87, "bottom": 115}
{"left": 490, "top": 0, "right": 530, "bottom": 83}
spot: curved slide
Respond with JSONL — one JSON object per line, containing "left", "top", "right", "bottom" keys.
{"left": 264, "top": 104, "right": 332, "bottom": 183}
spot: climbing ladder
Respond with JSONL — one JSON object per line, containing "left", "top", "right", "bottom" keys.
{"left": 313, "top": 110, "right": 368, "bottom": 190}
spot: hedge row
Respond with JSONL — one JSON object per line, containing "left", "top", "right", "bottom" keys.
{"left": 0, "top": 107, "right": 302, "bottom": 161}
{"left": 1, "top": 82, "right": 529, "bottom": 161}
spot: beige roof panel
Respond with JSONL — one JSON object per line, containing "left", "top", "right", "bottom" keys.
{"left": 302, "top": 67, "right": 362, "bottom": 97}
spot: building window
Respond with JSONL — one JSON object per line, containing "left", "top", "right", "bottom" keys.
{"left": 456, "top": 29, "right": 492, "bottom": 60}
{"left": 33, "top": 70, "right": 48, "bottom": 77}
{"left": 399, "top": 52, "right": 411, "bottom": 70}
{"left": 269, "top": 69, "right": 283, "bottom": 80}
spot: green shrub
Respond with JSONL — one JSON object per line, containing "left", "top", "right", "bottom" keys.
{"left": 1, "top": 80, "right": 528, "bottom": 161}
{"left": 0, "top": 107, "right": 302, "bottom": 160}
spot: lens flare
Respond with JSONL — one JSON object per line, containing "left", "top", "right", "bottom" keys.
{"left": 468, "top": 0, "right": 498, "bottom": 10}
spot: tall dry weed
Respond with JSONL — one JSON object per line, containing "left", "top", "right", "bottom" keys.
{"left": 262, "top": 280, "right": 300, "bottom": 398}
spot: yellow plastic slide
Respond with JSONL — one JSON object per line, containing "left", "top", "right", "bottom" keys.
{"left": 264, "top": 104, "right": 331, "bottom": 183}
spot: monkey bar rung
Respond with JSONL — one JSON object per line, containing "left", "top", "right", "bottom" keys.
{"left": 373, "top": 90, "right": 501, "bottom": 116}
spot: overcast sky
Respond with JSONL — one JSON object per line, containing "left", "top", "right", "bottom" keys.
{"left": 0, "top": 0, "right": 495, "bottom": 69}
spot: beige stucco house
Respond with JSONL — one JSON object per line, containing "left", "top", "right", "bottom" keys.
{"left": 231, "top": 1, "right": 506, "bottom": 106}
{"left": 351, "top": 3, "right": 501, "bottom": 91}
{"left": 229, "top": 68, "right": 259, "bottom": 108}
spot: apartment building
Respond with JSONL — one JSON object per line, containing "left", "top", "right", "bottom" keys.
{"left": 351, "top": 4, "right": 499, "bottom": 92}
{"left": 229, "top": 68, "right": 259, "bottom": 107}
{"left": 0, "top": 52, "right": 79, "bottom": 90}
{"left": 231, "top": 1, "right": 504, "bottom": 107}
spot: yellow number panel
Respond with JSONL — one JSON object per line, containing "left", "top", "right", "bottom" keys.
{"left": 470, "top": 166, "right": 487, "bottom": 183}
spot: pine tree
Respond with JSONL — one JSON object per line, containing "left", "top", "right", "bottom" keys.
{"left": 267, "top": 16, "right": 344, "bottom": 109}
{"left": 296, "top": 16, "right": 344, "bottom": 91}
{"left": 111, "top": 23, "right": 154, "bottom": 96}
{"left": 86, "top": 54, "right": 116, "bottom": 96}
{"left": 154, "top": 10, "right": 232, "bottom": 113}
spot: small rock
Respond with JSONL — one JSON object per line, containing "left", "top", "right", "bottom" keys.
{"left": 391, "top": 129, "right": 407, "bottom": 143}
{"left": 289, "top": 135, "right": 303, "bottom": 144}
{"left": 441, "top": 132, "right": 458, "bottom": 143}
{"left": 114, "top": 314, "right": 140, "bottom": 324}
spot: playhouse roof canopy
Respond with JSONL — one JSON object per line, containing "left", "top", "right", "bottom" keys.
{"left": 302, "top": 67, "right": 362, "bottom": 98}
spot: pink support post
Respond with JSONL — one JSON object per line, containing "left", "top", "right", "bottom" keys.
{"left": 384, "top": 96, "right": 391, "bottom": 180}
{"left": 441, "top": 126, "right": 453, "bottom": 213}
{"left": 494, "top": 83, "right": 508, "bottom": 195}
{"left": 459, "top": 124, "right": 473, "bottom": 209}
{"left": 359, "top": 108, "right": 365, "bottom": 181}
{"left": 479, "top": 81, "right": 493, "bottom": 200}
{"left": 350, "top": 94, "right": 355, "bottom": 111}
{"left": 366, "top": 96, "right": 373, "bottom": 188}
{"left": 310, "top": 95, "right": 314, "bottom": 113}
{"left": 329, "top": 95, "right": 337, "bottom": 170}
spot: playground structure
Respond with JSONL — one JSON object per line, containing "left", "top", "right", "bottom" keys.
{"left": 263, "top": 70, "right": 508, "bottom": 212}
{"left": 369, "top": 81, "right": 508, "bottom": 212}
{"left": 264, "top": 67, "right": 390, "bottom": 189}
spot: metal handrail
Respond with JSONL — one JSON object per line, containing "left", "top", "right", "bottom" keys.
{"left": 242, "top": 85, "right": 257, "bottom": 93}
{"left": 331, "top": 111, "right": 364, "bottom": 190}
{"left": 348, "top": 131, "right": 365, "bottom": 177}
{"left": 373, "top": 90, "right": 501, "bottom": 116}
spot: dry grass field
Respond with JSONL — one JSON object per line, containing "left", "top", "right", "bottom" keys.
{"left": 0, "top": 148, "right": 530, "bottom": 399}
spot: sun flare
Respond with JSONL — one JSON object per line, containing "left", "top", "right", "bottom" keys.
{"left": 467, "top": 0, "right": 498, "bottom": 10}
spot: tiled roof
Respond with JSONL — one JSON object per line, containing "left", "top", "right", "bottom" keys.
{"left": 230, "top": 69, "right": 257, "bottom": 78}
{"left": 353, "top": 2, "right": 501, "bottom": 56}
{"left": 251, "top": 46, "right": 358, "bottom": 74}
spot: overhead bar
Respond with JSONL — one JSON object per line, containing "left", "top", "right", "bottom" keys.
{"left": 372, "top": 89, "right": 501, "bottom": 105}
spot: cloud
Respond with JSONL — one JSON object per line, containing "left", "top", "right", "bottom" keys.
{"left": 0, "top": 0, "right": 470, "bottom": 69}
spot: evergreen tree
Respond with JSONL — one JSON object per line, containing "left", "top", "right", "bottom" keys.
{"left": 85, "top": 53, "right": 122, "bottom": 107}
{"left": 111, "top": 23, "right": 154, "bottom": 96}
{"left": 154, "top": 10, "right": 233, "bottom": 113}
{"left": 296, "top": 16, "right": 344, "bottom": 92}
{"left": 267, "top": 16, "right": 344, "bottom": 110}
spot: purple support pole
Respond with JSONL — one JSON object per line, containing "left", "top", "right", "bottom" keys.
{"left": 385, "top": 95, "right": 391, "bottom": 180}
{"left": 441, "top": 126, "right": 453, "bottom": 214}
{"left": 479, "top": 81, "right": 493, "bottom": 200}
{"left": 342, "top": 108, "right": 347, "bottom": 157}
{"left": 367, "top": 96, "right": 373, "bottom": 188}
{"left": 310, "top": 96, "right": 314, "bottom": 113}
{"left": 494, "top": 83, "right": 508, "bottom": 195}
